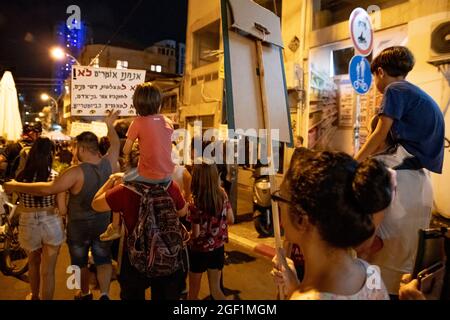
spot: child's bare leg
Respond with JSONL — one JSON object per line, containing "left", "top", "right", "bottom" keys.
{"left": 111, "top": 212, "right": 121, "bottom": 228}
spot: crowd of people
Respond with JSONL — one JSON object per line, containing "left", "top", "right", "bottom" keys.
{"left": 0, "top": 46, "right": 446, "bottom": 301}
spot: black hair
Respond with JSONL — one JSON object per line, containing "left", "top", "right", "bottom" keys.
{"left": 76, "top": 131, "right": 99, "bottom": 154}
{"left": 371, "top": 46, "right": 415, "bottom": 78}
{"left": 285, "top": 148, "right": 393, "bottom": 249}
{"left": 17, "top": 137, "right": 55, "bottom": 203}
{"left": 22, "top": 122, "right": 43, "bottom": 134}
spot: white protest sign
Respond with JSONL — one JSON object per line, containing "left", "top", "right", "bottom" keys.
{"left": 69, "top": 121, "right": 108, "bottom": 138}
{"left": 71, "top": 66, "right": 146, "bottom": 116}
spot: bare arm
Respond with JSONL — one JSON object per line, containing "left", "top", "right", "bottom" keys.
{"left": 226, "top": 207, "right": 235, "bottom": 225}
{"left": 56, "top": 191, "right": 67, "bottom": 217}
{"left": 192, "top": 223, "right": 200, "bottom": 239}
{"left": 355, "top": 115, "right": 393, "bottom": 162}
{"left": 92, "top": 174, "right": 122, "bottom": 212}
{"left": 182, "top": 169, "right": 192, "bottom": 202}
{"left": 3, "top": 166, "right": 79, "bottom": 196}
{"left": 122, "top": 139, "right": 134, "bottom": 157}
{"left": 177, "top": 202, "right": 188, "bottom": 218}
{"left": 104, "top": 110, "right": 121, "bottom": 173}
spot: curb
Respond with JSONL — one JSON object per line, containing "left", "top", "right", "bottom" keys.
{"left": 228, "top": 232, "right": 276, "bottom": 260}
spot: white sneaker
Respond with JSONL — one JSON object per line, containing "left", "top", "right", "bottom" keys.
{"left": 100, "top": 224, "right": 121, "bottom": 241}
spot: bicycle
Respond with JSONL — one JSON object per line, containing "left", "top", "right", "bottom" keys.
{"left": 0, "top": 187, "right": 28, "bottom": 277}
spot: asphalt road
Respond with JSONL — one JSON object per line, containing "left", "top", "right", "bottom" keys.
{"left": 0, "top": 242, "right": 276, "bottom": 300}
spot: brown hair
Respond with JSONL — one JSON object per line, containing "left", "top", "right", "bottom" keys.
{"left": 132, "top": 83, "right": 162, "bottom": 116}
{"left": 371, "top": 46, "right": 415, "bottom": 78}
{"left": 191, "top": 161, "right": 225, "bottom": 217}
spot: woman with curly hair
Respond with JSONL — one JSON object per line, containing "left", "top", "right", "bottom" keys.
{"left": 272, "top": 148, "right": 395, "bottom": 300}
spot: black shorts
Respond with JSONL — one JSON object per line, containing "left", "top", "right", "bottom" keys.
{"left": 189, "top": 246, "right": 225, "bottom": 273}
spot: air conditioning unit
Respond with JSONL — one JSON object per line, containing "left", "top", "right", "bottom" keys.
{"left": 428, "top": 19, "right": 450, "bottom": 67}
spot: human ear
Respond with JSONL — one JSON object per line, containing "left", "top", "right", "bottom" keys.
{"left": 377, "top": 67, "right": 385, "bottom": 78}
{"left": 292, "top": 213, "right": 308, "bottom": 233}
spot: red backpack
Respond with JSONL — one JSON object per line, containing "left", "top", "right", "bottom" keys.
{"left": 124, "top": 181, "right": 187, "bottom": 278}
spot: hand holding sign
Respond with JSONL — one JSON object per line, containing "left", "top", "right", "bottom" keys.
{"left": 104, "top": 110, "right": 121, "bottom": 128}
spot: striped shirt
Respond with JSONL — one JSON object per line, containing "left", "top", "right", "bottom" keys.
{"left": 19, "top": 169, "right": 58, "bottom": 208}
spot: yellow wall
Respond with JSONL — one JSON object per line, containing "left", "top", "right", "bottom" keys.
{"left": 181, "top": 0, "right": 223, "bottom": 128}
{"left": 407, "top": 11, "right": 450, "bottom": 216}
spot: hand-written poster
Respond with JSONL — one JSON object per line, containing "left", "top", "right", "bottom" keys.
{"left": 71, "top": 66, "right": 146, "bottom": 116}
{"left": 69, "top": 121, "right": 108, "bottom": 138}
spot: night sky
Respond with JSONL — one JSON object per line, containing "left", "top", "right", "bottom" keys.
{"left": 0, "top": 0, "right": 188, "bottom": 107}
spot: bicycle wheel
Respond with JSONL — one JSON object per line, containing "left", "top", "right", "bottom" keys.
{"left": 0, "top": 225, "right": 28, "bottom": 277}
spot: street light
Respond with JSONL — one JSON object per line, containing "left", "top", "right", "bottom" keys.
{"left": 50, "top": 47, "right": 81, "bottom": 66}
{"left": 41, "top": 93, "right": 59, "bottom": 122}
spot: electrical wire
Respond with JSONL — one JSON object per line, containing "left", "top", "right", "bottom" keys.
{"left": 88, "top": 0, "right": 144, "bottom": 66}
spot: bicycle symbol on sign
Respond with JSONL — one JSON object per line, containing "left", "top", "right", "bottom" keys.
{"left": 353, "top": 79, "right": 369, "bottom": 92}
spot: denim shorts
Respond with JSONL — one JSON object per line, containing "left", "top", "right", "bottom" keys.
{"left": 67, "top": 218, "right": 112, "bottom": 267}
{"left": 123, "top": 168, "right": 172, "bottom": 185}
{"left": 19, "top": 210, "right": 65, "bottom": 252}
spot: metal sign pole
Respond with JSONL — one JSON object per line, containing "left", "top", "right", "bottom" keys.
{"left": 354, "top": 94, "right": 361, "bottom": 153}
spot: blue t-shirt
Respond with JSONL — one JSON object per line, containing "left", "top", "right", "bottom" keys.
{"left": 379, "top": 81, "right": 445, "bottom": 173}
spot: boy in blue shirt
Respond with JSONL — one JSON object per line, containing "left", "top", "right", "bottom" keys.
{"left": 356, "top": 46, "right": 445, "bottom": 174}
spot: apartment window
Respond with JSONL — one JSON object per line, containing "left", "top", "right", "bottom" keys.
{"left": 150, "top": 65, "right": 162, "bottom": 73}
{"left": 116, "top": 60, "right": 128, "bottom": 69}
{"left": 193, "top": 20, "right": 220, "bottom": 69}
{"left": 161, "top": 94, "right": 178, "bottom": 114}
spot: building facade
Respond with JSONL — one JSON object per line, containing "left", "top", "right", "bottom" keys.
{"left": 182, "top": 0, "right": 450, "bottom": 198}
{"left": 78, "top": 44, "right": 177, "bottom": 75}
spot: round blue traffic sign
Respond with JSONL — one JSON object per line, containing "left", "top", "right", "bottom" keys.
{"left": 349, "top": 55, "right": 372, "bottom": 95}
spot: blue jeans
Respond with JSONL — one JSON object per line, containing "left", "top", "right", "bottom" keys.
{"left": 123, "top": 168, "right": 172, "bottom": 185}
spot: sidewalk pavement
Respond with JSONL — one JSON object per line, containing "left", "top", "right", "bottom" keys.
{"left": 229, "top": 184, "right": 277, "bottom": 260}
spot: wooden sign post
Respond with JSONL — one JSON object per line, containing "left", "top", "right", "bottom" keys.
{"left": 221, "top": 0, "right": 293, "bottom": 299}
